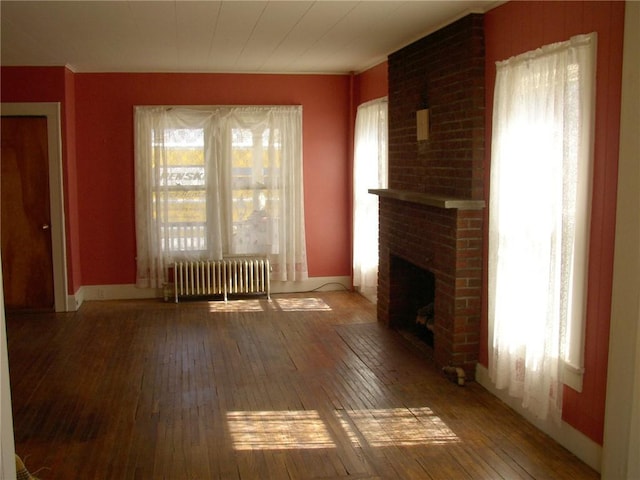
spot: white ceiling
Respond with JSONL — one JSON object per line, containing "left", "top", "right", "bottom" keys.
{"left": 1, "top": 1, "right": 498, "bottom": 74}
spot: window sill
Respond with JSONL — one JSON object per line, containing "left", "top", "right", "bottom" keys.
{"left": 563, "top": 362, "right": 584, "bottom": 392}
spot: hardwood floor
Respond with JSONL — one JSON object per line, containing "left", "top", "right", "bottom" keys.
{"left": 6, "top": 292, "right": 598, "bottom": 479}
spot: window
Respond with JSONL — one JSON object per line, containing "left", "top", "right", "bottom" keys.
{"left": 155, "top": 127, "right": 207, "bottom": 252}
{"left": 488, "top": 33, "right": 596, "bottom": 421}
{"left": 231, "top": 126, "right": 280, "bottom": 254}
{"left": 135, "top": 106, "right": 307, "bottom": 288}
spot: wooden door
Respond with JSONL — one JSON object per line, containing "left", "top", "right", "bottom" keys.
{"left": 0, "top": 116, "right": 55, "bottom": 311}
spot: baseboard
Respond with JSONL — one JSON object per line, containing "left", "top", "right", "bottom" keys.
{"left": 67, "top": 291, "right": 83, "bottom": 311}
{"left": 71, "top": 276, "right": 352, "bottom": 306}
{"left": 271, "top": 276, "right": 351, "bottom": 294}
{"left": 475, "top": 364, "right": 602, "bottom": 472}
{"left": 73, "top": 284, "right": 163, "bottom": 305}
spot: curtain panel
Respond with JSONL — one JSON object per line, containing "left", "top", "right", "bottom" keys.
{"left": 488, "top": 33, "right": 596, "bottom": 421}
{"left": 353, "top": 98, "right": 388, "bottom": 303}
{"left": 135, "top": 106, "right": 307, "bottom": 288}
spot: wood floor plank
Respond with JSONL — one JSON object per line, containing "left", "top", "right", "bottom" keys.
{"left": 6, "top": 292, "right": 600, "bottom": 479}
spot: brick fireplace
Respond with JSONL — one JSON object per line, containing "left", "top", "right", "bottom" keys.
{"left": 371, "top": 14, "right": 485, "bottom": 378}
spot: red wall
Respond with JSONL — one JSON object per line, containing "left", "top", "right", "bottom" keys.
{"left": 482, "top": 1, "right": 625, "bottom": 444}
{"left": 355, "top": 61, "right": 388, "bottom": 105}
{"left": 1, "top": 66, "right": 82, "bottom": 292}
{"left": 72, "top": 73, "right": 352, "bottom": 285}
{"left": 1, "top": 66, "right": 65, "bottom": 102}
{"left": 2, "top": 69, "right": 353, "bottom": 288}
{"left": 63, "top": 68, "right": 82, "bottom": 292}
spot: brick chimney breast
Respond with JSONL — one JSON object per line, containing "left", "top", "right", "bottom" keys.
{"left": 375, "top": 14, "right": 485, "bottom": 379}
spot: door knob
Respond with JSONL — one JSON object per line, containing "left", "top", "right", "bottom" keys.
{"left": 42, "top": 224, "right": 50, "bottom": 230}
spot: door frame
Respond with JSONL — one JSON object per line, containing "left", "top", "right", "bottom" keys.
{"left": 1, "top": 102, "right": 68, "bottom": 312}
{"left": 602, "top": 2, "right": 640, "bottom": 477}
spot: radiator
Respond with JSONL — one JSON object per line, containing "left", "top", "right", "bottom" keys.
{"left": 171, "top": 256, "right": 270, "bottom": 303}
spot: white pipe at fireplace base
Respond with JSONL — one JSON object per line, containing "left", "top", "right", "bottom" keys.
{"left": 442, "top": 366, "right": 466, "bottom": 386}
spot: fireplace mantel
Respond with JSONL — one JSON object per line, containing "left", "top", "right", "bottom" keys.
{"left": 369, "top": 189, "right": 485, "bottom": 210}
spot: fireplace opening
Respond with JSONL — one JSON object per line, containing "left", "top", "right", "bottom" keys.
{"left": 389, "top": 255, "right": 436, "bottom": 348}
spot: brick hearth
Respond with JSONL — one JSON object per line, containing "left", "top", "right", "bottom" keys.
{"left": 374, "top": 14, "right": 485, "bottom": 378}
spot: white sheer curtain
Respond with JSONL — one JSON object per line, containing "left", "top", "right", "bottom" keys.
{"left": 135, "top": 105, "right": 307, "bottom": 288}
{"left": 488, "top": 33, "right": 596, "bottom": 421}
{"left": 353, "top": 98, "right": 388, "bottom": 303}
{"left": 218, "top": 107, "right": 307, "bottom": 282}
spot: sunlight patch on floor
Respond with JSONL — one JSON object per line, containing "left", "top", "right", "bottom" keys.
{"left": 273, "top": 297, "right": 332, "bottom": 312}
{"left": 227, "top": 406, "right": 458, "bottom": 451}
{"left": 227, "top": 410, "right": 335, "bottom": 450}
{"left": 208, "top": 299, "right": 266, "bottom": 312}
{"left": 337, "top": 407, "right": 459, "bottom": 447}
{"left": 207, "top": 297, "right": 332, "bottom": 313}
